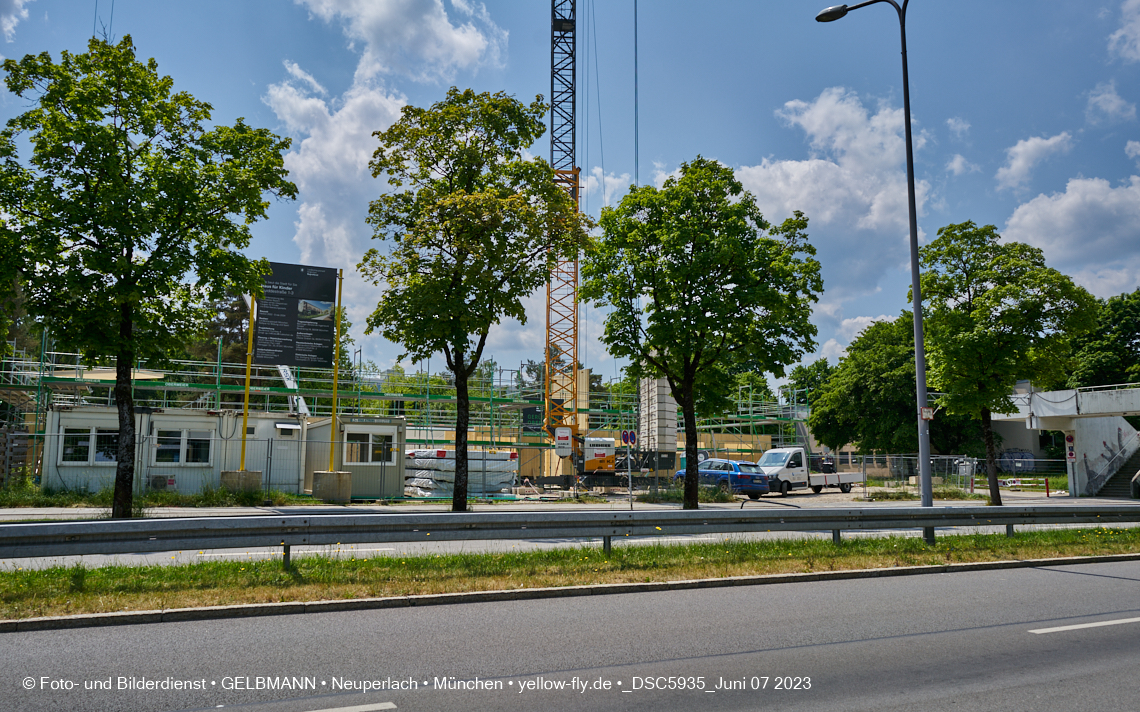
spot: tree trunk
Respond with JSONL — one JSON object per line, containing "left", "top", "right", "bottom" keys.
{"left": 981, "top": 406, "right": 1002, "bottom": 506}
{"left": 111, "top": 302, "right": 136, "bottom": 519}
{"left": 679, "top": 385, "right": 699, "bottom": 510}
{"left": 452, "top": 362, "right": 469, "bottom": 512}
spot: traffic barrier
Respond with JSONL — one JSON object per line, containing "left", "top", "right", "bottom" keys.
{"left": 2, "top": 505, "right": 1140, "bottom": 563}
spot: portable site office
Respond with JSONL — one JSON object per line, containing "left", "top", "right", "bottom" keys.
{"left": 305, "top": 415, "right": 406, "bottom": 499}
{"left": 43, "top": 406, "right": 405, "bottom": 498}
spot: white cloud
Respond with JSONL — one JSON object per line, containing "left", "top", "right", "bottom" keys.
{"left": 740, "top": 88, "right": 929, "bottom": 234}
{"left": 262, "top": 2, "right": 516, "bottom": 365}
{"left": 945, "top": 153, "right": 979, "bottom": 176}
{"left": 652, "top": 161, "right": 680, "bottom": 188}
{"left": 837, "top": 314, "right": 894, "bottom": 342}
{"left": 1086, "top": 80, "right": 1136, "bottom": 124}
{"left": 1126, "top": 139, "right": 1140, "bottom": 165}
{"left": 995, "top": 132, "right": 1073, "bottom": 191}
{"left": 1109, "top": 0, "right": 1140, "bottom": 62}
{"left": 297, "top": 0, "right": 507, "bottom": 83}
{"left": 0, "top": 0, "right": 31, "bottom": 41}
{"left": 820, "top": 338, "right": 846, "bottom": 361}
{"left": 1004, "top": 175, "right": 1140, "bottom": 297}
{"left": 734, "top": 87, "right": 931, "bottom": 302}
{"left": 283, "top": 60, "right": 327, "bottom": 96}
{"left": 583, "top": 166, "right": 631, "bottom": 208}
{"left": 946, "top": 117, "right": 970, "bottom": 139}
{"left": 264, "top": 64, "right": 406, "bottom": 351}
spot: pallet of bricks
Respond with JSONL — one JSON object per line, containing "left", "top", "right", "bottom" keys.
{"left": 404, "top": 449, "right": 518, "bottom": 497}
{"left": 0, "top": 427, "right": 32, "bottom": 487}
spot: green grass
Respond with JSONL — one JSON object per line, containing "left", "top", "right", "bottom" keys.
{"left": 859, "top": 487, "right": 989, "bottom": 502}
{"left": 1, "top": 526, "right": 1137, "bottom": 620}
{"left": 637, "top": 485, "right": 736, "bottom": 504}
{"left": 0, "top": 481, "right": 310, "bottom": 509}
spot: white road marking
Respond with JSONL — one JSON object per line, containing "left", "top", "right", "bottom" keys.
{"left": 1029, "top": 616, "right": 1140, "bottom": 634}
{"left": 303, "top": 702, "right": 396, "bottom": 712}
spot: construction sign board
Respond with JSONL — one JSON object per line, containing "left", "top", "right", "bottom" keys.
{"left": 254, "top": 262, "right": 338, "bottom": 367}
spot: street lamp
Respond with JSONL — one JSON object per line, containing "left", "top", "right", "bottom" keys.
{"left": 816, "top": 0, "right": 935, "bottom": 543}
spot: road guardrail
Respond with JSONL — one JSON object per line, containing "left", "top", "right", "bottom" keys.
{"left": 3, "top": 504, "right": 1140, "bottom": 563}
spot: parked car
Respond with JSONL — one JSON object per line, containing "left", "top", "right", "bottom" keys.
{"left": 674, "top": 458, "right": 770, "bottom": 499}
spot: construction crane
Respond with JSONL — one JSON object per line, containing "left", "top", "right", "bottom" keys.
{"left": 545, "top": 0, "right": 580, "bottom": 447}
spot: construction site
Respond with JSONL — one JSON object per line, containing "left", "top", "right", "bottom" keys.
{"left": 0, "top": 337, "right": 811, "bottom": 499}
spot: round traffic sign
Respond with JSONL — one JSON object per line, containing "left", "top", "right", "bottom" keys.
{"left": 629, "top": 431, "right": 637, "bottom": 445}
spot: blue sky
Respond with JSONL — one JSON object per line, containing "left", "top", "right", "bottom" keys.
{"left": 3, "top": 1, "right": 1139, "bottom": 387}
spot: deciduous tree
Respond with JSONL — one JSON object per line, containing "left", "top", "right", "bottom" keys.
{"left": 920, "top": 221, "right": 1096, "bottom": 505}
{"left": 1067, "top": 289, "right": 1140, "bottom": 389}
{"left": 581, "top": 157, "right": 822, "bottom": 509}
{"left": 808, "top": 313, "right": 985, "bottom": 456}
{"left": 0, "top": 37, "right": 295, "bottom": 517}
{"left": 359, "top": 87, "right": 588, "bottom": 512}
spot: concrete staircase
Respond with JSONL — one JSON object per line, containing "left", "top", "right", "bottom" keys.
{"left": 1095, "top": 448, "right": 1140, "bottom": 498}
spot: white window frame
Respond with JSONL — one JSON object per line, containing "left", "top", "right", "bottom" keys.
{"left": 150, "top": 427, "right": 215, "bottom": 467}
{"left": 343, "top": 430, "right": 397, "bottom": 465}
{"left": 58, "top": 426, "right": 120, "bottom": 466}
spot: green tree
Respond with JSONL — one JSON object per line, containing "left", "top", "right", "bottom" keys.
{"left": 0, "top": 234, "right": 20, "bottom": 358}
{"left": 581, "top": 157, "right": 822, "bottom": 509}
{"left": 786, "top": 358, "right": 834, "bottom": 406}
{"left": 0, "top": 37, "right": 296, "bottom": 517}
{"left": 183, "top": 290, "right": 251, "bottom": 364}
{"left": 809, "top": 313, "right": 985, "bottom": 456}
{"left": 359, "top": 87, "right": 588, "bottom": 512}
{"left": 920, "top": 221, "right": 1096, "bottom": 505}
{"left": 1067, "top": 289, "right": 1140, "bottom": 389}
{"left": 733, "top": 371, "right": 776, "bottom": 404}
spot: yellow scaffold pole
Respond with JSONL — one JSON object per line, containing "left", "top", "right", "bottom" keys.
{"left": 328, "top": 269, "right": 344, "bottom": 472}
{"left": 240, "top": 295, "right": 256, "bottom": 471}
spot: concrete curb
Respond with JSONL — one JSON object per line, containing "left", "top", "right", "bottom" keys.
{"left": 5, "top": 551, "right": 1140, "bottom": 633}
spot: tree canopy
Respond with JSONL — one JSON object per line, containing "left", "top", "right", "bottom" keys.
{"left": 359, "top": 87, "right": 589, "bottom": 511}
{"left": 808, "top": 312, "right": 985, "bottom": 456}
{"left": 0, "top": 36, "right": 296, "bottom": 516}
{"left": 786, "top": 358, "right": 834, "bottom": 406}
{"left": 1067, "top": 288, "right": 1140, "bottom": 389}
{"left": 581, "top": 157, "right": 822, "bottom": 508}
{"left": 920, "top": 221, "right": 1096, "bottom": 505}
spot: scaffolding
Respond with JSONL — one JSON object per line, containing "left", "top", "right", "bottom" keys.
{"left": 1, "top": 345, "right": 809, "bottom": 481}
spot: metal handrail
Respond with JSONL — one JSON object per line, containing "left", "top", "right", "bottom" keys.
{"left": 2, "top": 505, "right": 1138, "bottom": 561}
{"left": 1087, "top": 429, "right": 1140, "bottom": 496}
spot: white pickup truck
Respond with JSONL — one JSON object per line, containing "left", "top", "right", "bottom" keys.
{"left": 757, "top": 447, "right": 864, "bottom": 496}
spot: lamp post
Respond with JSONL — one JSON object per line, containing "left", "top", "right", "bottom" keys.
{"left": 816, "top": 0, "right": 935, "bottom": 543}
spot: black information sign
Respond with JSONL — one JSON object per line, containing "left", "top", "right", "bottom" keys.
{"left": 521, "top": 406, "right": 544, "bottom": 432}
{"left": 253, "top": 262, "right": 338, "bottom": 367}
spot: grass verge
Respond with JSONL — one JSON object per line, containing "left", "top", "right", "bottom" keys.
{"left": 2, "top": 526, "right": 1137, "bottom": 621}
{"left": 859, "top": 487, "right": 990, "bottom": 502}
{"left": 0, "top": 482, "right": 310, "bottom": 509}
{"left": 637, "top": 486, "right": 736, "bottom": 504}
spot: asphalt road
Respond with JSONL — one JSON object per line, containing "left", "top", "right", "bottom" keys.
{"left": 3, "top": 559, "right": 1139, "bottom": 712}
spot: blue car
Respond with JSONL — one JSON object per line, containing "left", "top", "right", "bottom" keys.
{"left": 674, "top": 458, "right": 770, "bottom": 499}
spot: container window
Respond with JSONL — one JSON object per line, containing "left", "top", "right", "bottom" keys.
{"left": 155, "top": 430, "right": 182, "bottom": 463}
{"left": 344, "top": 433, "right": 369, "bottom": 464}
{"left": 94, "top": 429, "right": 119, "bottom": 463}
{"left": 186, "top": 430, "right": 211, "bottom": 463}
{"left": 371, "top": 434, "right": 394, "bottom": 464}
{"left": 62, "top": 428, "right": 90, "bottom": 463}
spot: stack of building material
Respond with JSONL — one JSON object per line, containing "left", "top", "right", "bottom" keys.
{"left": 404, "top": 449, "right": 518, "bottom": 497}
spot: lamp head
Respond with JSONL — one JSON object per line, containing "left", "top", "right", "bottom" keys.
{"left": 816, "top": 4, "right": 849, "bottom": 22}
